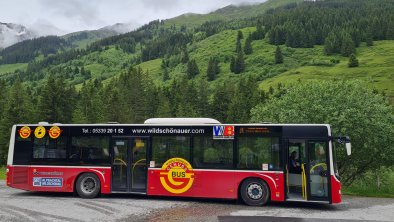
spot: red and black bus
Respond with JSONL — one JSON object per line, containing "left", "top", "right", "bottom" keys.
{"left": 6, "top": 118, "right": 351, "bottom": 206}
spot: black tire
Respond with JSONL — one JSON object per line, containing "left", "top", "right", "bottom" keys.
{"left": 240, "top": 178, "right": 270, "bottom": 206}
{"left": 75, "top": 173, "right": 101, "bottom": 199}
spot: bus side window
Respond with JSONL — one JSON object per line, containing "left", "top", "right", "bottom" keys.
{"left": 237, "top": 136, "right": 281, "bottom": 170}
{"left": 193, "top": 136, "right": 233, "bottom": 169}
{"left": 69, "top": 136, "right": 110, "bottom": 164}
{"left": 32, "top": 136, "right": 67, "bottom": 159}
{"left": 152, "top": 136, "right": 191, "bottom": 167}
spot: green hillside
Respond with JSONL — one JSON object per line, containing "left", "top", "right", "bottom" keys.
{"left": 260, "top": 41, "right": 394, "bottom": 102}
{"left": 165, "top": 0, "right": 303, "bottom": 28}
{"left": 1, "top": 0, "right": 391, "bottom": 102}
{"left": 0, "top": 63, "right": 27, "bottom": 75}
{"left": 62, "top": 29, "right": 121, "bottom": 48}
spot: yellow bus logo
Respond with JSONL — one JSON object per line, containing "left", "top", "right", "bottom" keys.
{"left": 159, "top": 158, "right": 194, "bottom": 194}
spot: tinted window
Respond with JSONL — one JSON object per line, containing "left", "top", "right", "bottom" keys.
{"left": 237, "top": 137, "right": 281, "bottom": 170}
{"left": 33, "top": 136, "right": 67, "bottom": 159}
{"left": 152, "top": 136, "right": 190, "bottom": 167}
{"left": 193, "top": 136, "right": 233, "bottom": 169}
{"left": 69, "top": 136, "right": 110, "bottom": 164}
{"left": 13, "top": 137, "right": 33, "bottom": 165}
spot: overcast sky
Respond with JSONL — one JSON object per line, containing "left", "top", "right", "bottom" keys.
{"left": 0, "top": 0, "right": 266, "bottom": 35}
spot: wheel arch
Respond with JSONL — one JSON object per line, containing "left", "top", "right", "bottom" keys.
{"left": 237, "top": 176, "right": 273, "bottom": 201}
{"left": 72, "top": 170, "right": 106, "bottom": 193}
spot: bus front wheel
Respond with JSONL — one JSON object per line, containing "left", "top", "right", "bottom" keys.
{"left": 76, "top": 173, "right": 101, "bottom": 199}
{"left": 240, "top": 178, "right": 270, "bottom": 206}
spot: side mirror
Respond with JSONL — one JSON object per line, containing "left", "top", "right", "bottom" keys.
{"left": 346, "top": 143, "right": 351, "bottom": 156}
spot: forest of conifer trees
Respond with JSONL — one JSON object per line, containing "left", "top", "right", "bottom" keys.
{"left": 1, "top": 0, "right": 394, "bottom": 167}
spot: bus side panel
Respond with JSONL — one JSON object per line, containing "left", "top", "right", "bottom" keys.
{"left": 147, "top": 169, "right": 238, "bottom": 199}
{"left": 7, "top": 166, "right": 111, "bottom": 194}
{"left": 235, "top": 172, "right": 285, "bottom": 202}
{"left": 330, "top": 175, "right": 342, "bottom": 204}
{"left": 6, "top": 165, "right": 30, "bottom": 191}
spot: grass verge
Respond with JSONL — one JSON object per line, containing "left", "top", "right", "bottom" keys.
{"left": 343, "top": 187, "right": 394, "bottom": 198}
{"left": 0, "top": 166, "right": 5, "bottom": 180}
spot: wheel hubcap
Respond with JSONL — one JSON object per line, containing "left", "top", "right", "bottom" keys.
{"left": 81, "top": 177, "right": 96, "bottom": 194}
{"left": 247, "top": 183, "right": 263, "bottom": 200}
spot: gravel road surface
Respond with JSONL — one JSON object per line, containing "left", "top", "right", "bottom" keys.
{"left": 0, "top": 181, "right": 393, "bottom": 222}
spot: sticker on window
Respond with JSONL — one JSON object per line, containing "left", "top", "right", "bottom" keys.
{"left": 213, "top": 126, "right": 234, "bottom": 139}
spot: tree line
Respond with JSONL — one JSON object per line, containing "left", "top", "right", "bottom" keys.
{"left": 0, "top": 36, "right": 69, "bottom": 64}
{"left": 260, "top": 0, "right": 394, "bottom": 55}
{"left": 0, "top": 69, "right": 270, "bottom": 164}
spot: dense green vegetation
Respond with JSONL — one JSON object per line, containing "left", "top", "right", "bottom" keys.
{"left": 0, "top": 36, "right": 69, "bottom": 64}
{"left": 343, "top": 167, "right": 394, "bottom": 198}
{"left": 0, "top": 63, "right": 27, "bottom": 75}
{"left": 0, "top": 166, "right": 5, "bottom": 180}
{"left": 0, "top": 0, "right": 393, "bottom": 191}
{"left": 251, "top": 81, "right": 394, "bottom": 186}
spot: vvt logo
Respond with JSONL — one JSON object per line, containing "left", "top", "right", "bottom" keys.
{"left": 213, "top": 125, "right": 235, "bottom": 139}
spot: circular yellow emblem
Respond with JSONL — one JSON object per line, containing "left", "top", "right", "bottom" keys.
{"left": 34, "top": 126, "right": 46, "bottom": 139}
{"left": 18, "top": 126, "right": 32, "bottom": 139}
{"left": 48, "top": 126, "right": 62, "bottom": 139}
{"left": 160, "top": 158, "right": 194, "bottom": 194}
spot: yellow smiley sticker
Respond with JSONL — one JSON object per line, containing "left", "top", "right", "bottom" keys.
{"left": 34, "top": 126, "right": 46, "bottom": 139}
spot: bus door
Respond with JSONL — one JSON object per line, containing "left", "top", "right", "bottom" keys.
{"left": 306, "top": 141, "right": 329, "bottom": 201}
{"left": 286, "top": 139, "right": 306, "bottom": 200}
{"left": 286, "top": 140, "right": 329, "bottom": 202}
{"left": 111, "top": 137, "right": 148, "bottom": 193}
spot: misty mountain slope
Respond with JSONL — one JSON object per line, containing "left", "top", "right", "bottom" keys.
{"left": 0, "top": 22, "right": 37, "bottom": 48}
{"left": 63, "top": 23, "right": 134, "bottom": 48}
{"left": 0, "top": 36, "right": 69, "bottom": 65}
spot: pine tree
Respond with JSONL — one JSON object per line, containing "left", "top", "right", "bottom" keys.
{"left": 386, "top": 22, "right": 394, "bottom": 40}
{"left": 155, "top": 93, "right": 172, "bottom": 117}
{"left": 235, "top": 38, "right": 242, "bottom": 53}
{"left": 324, "top": 31, "right": 341, "bottom": 55}
{"left": 341, "top": 33, "right": 356, "bottom": 57}
{"left": 253, "top": 19, "right": 265, "bottom": 40}
{"left": 366, "top": 29, "right": 374, "bottom": 46}
{"left": 348, "top": 53, "right": 359, "bottom": 67}
{"left": 38, "top": 75, "right": 76, "bottom": 123}
{"left": 237, "top": 30, "right": 243, "bottom": 40}
{"left": 0, "top": 79, "right": 33, "bottom": 163}
{"left": 228, "top": 77, "right": 259, "bottom": 123}
{"left": 206, "top": 58, "right": 218, "bottom": 81}
{"left": 195, "top": 78, "right": 210, "bottom": 116}
{"left": 181, "top": 48, "right": 189, "bottom": 64}
{"left": 210, "top": 83, "right": 233, "bottom": 122}
{"left": 162, "top": 68, "right": 170, "bottom": 81}
{"left": 234, "top": 51, "right": 245, "bottom": 74}
{"left": 275, "top": 46, "right": 283, "bottom": 64}
{"left": 103, "top": 86, "right": 123, "bottom": 122}
{"left": 187, "top": 59, "right": 199, "bottom": 79}
{"left": 230, "top": 56, "right": 236, "bottom": 73}
{"left": 244, "top": 34, "right": 253, "bottom": 55}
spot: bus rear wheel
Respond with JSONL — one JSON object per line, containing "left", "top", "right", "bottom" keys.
{"left": 76, "top": 173, "right": 101, "bottom": 199}
{"left": 240, "top": 178, "right": 270, "bottom": 206}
